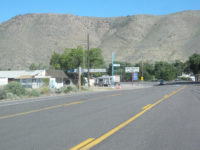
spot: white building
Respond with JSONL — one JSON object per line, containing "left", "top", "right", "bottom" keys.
{"left": 0, "top": 70, "right": 69, "bottom": 89}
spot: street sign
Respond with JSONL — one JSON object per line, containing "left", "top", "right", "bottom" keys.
{"left": 133, "top": 73, "right": 138, "bottom": 80}
{"left": 74, "top": 68, "right": 106, "bottom": 73}
{"left": 125, "top": 67, "right": 139, "bottom": 73}
{"left": 67, "top": 70, "right": 73, "bottom": 73}
{"left": 113, "top": 64, "right": 120, "bottom": 67}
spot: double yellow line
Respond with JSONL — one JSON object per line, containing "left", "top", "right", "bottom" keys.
{"left": 71, "top": 85, "right": 186, "bottom": 150}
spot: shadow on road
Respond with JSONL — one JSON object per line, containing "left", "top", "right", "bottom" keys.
{"left": 159, "top": 81, "right": 200, "bottom": 86}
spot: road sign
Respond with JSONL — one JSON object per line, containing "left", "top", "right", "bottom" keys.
{"left": 133, "top": 73, "right": 138, "bottom": 80}
{"left": 113, "top": 64, "right": 120, "bottom": 67}
{"left": 67, "top": 70, "right": 73, "bottom": 73}
{"left": 74, "top": 68, "right": 106, "bottom": 73}
{"left": 125, "top": 67, "right": 139, "bottom": 73}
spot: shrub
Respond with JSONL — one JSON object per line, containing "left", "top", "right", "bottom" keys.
{"left": 29, "top": 89, "right": 40, "bottom": 97}
{"left": 55, "top": 88, "right": 62, "bottom": 94}
{"left": 63, "top": 86, "right": 73, "bottom": 93}
{"left": 0, "top": 89, "right": 6, "bottom": 100}
{"left": 40, "top": 86, "right": 49, "bottom": 94}
{"left": 71, "top": 86, "right": 78, "bottom": 92}
{"left": 4, "top": 82, "right": 25, "bottom": 96}
{"left": 42, "top": 78, "right": 50, "bottom": 86}
{"left": 6, "top": 92, "right": 18, "bottom": 99}
{"left": 81, "top": 87, "right": 88, "bottom": 91}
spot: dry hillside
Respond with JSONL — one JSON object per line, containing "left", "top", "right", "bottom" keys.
{"left": 0, "top": 10, "right": 200, "bottom": 69}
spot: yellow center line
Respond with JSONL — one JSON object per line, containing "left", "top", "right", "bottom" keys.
{"left": 63, "top": 101, "right": 84, "bottom": 106}
{"left": 0, "top": 100, "right": 84, "bottom": 120}
{"left": 111, "top": 94, "right": 121, "bottom": 97}
{"left": 142, "top": 104, "right": 152, "bottom": 110}
{"left": 80, "top": 85, "right": 186, "bottom": 150}
{"left": 70, "top": 138, "right": 95, "bottom": 150}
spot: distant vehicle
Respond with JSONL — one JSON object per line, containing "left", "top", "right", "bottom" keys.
{"left": 159, "top": 79, "right": 164, "bottom": 85}
{"left": 95, "top": 75, "right": 120, "bottom": 86}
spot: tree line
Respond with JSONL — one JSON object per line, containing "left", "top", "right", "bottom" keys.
{"left": 29, "top": 46, "right": 200, "bottom": 82}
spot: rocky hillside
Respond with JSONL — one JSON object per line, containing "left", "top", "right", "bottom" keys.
{"left": 0, "top": 10, "right": 200, "bottom": 69}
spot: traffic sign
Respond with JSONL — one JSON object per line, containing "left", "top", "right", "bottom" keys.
{"left": 133, "top": 73, "right": 138, "bottom": 80}
{"left": 125, "top": 67, "right": 139, "bottom": 73}
{"left": 67, "top": 70, "right": 73, "bottom": 73}
{"left": 74, "top": 68, "right": 106, "bottom": 73}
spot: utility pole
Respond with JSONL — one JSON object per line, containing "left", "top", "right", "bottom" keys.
{"left": 87, "top": 33, "right": 90, "bottom": 87}
{"left": 83, "top": 49, "right": 85, "bottom": 86}
{"left": 112, "top": 52, "right": 114, "bottom": 87}
{"left": 141, "top": 55, "right": 144, "bottom": 81}
{"left": 78, "top": 66, "right": 81, "bottom": 91}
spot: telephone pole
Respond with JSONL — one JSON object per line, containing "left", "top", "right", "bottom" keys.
{"left": 87, "top": 33, "right": 90, "bottom": 87}
{"left": 112, "top": 52, "right": 114, "bottom": 87}
{"left": 141, "top": 55, "right": 144, "bottom": 81}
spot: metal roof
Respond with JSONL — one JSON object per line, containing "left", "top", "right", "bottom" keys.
{"left": 0, "top": 70, "right": 45, "bottom": 78}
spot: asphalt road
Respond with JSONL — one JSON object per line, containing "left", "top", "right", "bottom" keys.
{"left": 0, "top": 84, "right": 200, "bottom": 150}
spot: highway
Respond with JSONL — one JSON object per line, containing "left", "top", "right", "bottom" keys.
{"left": 0, "top": 84, "right": 200, "bottom": 150}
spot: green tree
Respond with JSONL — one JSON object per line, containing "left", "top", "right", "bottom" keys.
{"left": 89, "top": 48, "right": 105, "bottom": 68}
{"left": 50, "top": 52, "right": 61, "bottom": 69}
{"left": 50, "top": 46, "right": 105, "bottom": 79}
{"left": 154, "top": 61, "right": 176, "bottom": 81}
{"left": 188, "top": 53, "right": 200, "bottom": 81}
{"left": 50, "top": 46, "right": 85, "bottom": 72}
{"left": 135, "top": 62, "right": 154, "bottom": 81}
{"left": 172, "top": 60, "right": 185, "bottom": 77}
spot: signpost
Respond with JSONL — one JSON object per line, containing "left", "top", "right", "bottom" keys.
{"left": 125, "top": 67, "right": 139, "bottom": 73}
{"left": 125, "top": 67, "right": 139, "bottom": 86}
{"left": 133, "top": 72, "right": 138, "bottom": 80}
{"left": 73, "top": 68, "right": 106, "bottom": 73}
{"left": 112, "top": 53, "right": 114, "bottom": 87}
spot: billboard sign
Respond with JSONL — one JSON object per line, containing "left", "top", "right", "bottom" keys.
{"left": 125, "top": 67, "right": 139, "bottom": 73}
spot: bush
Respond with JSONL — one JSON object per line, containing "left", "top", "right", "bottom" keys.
{"left": 26, "top": 89, "right": 41, "bottom": 97}
{"left": 71, "top": 86, "right": 78, "bottom": 92}
{"left": 55, "top": 88, "right": 62, "bottom": 94}
{"left": 4, "top": 82, "right": 25, "bottom": 96}
{"left": 42, "top": 78, "right": 50, "bottom": 86}
{"left": 63, "top": 86, "right": 72, "bottom": 93}
{"left": 0, "top": 89, "right": 6, "bottom": 100}
{"left": 40, "top": 86, "right": 49, "bottom": 94}
{"left": 81, "top": 87, "right": 88, "bottom": 91}
{"left": 6, "top": 92, "right": 18, "bottom": 99}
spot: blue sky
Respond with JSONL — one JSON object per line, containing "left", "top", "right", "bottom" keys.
{"left": 0, "top": 0, "right": 200, "bottom": 23}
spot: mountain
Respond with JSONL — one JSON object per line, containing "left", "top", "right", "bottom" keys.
{"left": 0, "top": 10, "right": 200, "bottom": 69}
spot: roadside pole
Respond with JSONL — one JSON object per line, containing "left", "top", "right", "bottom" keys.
{"left": 87, "top": 33, "right": 90, "bottom": 88}
{"left": 132, "top": 72, "right": 134, "bottom": 86}
{"left": 112, "top": 52, "right": 114, "bottom": 87}
{"left": 78, "top": 66, "right": 81, "bottom": 91}
{"left": 141, "top": 56, "right": 144, "bottom": 81}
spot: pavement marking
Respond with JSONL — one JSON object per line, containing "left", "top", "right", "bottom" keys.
{"left": 63, "top": 101, "right": 84, "bottom": 106}
{"left": 0, "top": 91, "right": 124, "bottom": 120}
{"left": 80, "top": 85, "right": 186, "bottom": 150}
{"left": 70, "top": 138, "right": 95, "bottom": 150}
{"left": 164, "top": 94, "right": 169, "bottom": 98}
{"left": 0, "top": 100, "right": 84, "bottom": 120}
{"left": 142, "top": 104, "right": 152, "bottom": 110}
{"left": 111, "top": 94, "right": 121, "bottom": 97}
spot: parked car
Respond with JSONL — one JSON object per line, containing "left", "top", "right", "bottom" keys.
{"left": 159, "top": 79, "right": 164, "bottom": 85}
